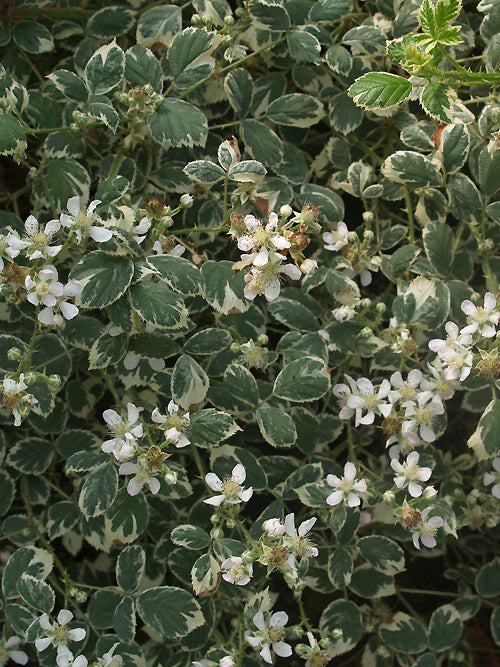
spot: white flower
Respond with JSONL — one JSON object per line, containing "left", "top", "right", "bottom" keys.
{"left": 204, "top": 464, "right": 253, "bottom": 506}
{"left": 333, "top": 375, "right": 358, "bottom": 420}
{"left": 6, "top": 215, "right": 61, "bottom": 260}
{"left": 221, "top": 556, "right": 253, "bottom": 585}
{"left": 35, "top": 610, "right": 86, "bottom": 663}
{"left": 326, "top": 462, "right": 367, "bottom": 507}
{"left": 389, "top": 370, "right": 431, "bottom": 407}
{"left": 151, "top": 400, "right": 190, "bottom": 448}
{"left": 245, "top": 611, "right": 292, "bottom": 664}
{"left": 101, "top": 402, "right": 143, "bottom": 461}
{"left": 429, "top": 321, "right": 473, "bottom": 381}
{"left": 323, "top": 221, "right": 348, "bottom": 252}
{"left": 96, "top": 643, "right": 124, "bottom": 666}
{"left": 119, "top": 458, "right": 162, "bottom": 496}
{"left": 60, "top": 196, "right": 112, "bottom": 244}
{"left": 263, "top": 518, "right": 286, "bottom": 537}
{"left": 300, "top": 259, "right": 317, "bottom": 274}
{"left": 133, "top": 216, "right": 151, "bottom": 244}
{"left": 484, "top": 457, "right": 500, "bottom": 499}
{"left": 346, "top": 377, "right": 394, "bottom": 426}
{"left": 2, "top": 373, "right": 37, "bottom": 426}
{"left": 25, "top": 265, "right": 82, "bottom": 325}
{"left": 0, "top": 636, "right": 28, "bottom": 665}
{"left": 391, "top": 451, "right": 432, "bottom": 498}
{"left": 461, "top": 293, "right": 499, "bottom": 338}
{"left": 243, "top": 258, "right": 301, "bottom": 302}
{"left": 282, "top": 513, "right": 318, "bottom": 572}
{"left": 412, "top": 507, "right": 444, "bottom": 549}
{"left": 57, "top": 655, "right": 88, "bottom": 667}
{"left": 402, "top": 392, "right": 444, "bottom": 443}
{"left": 219, "top": 658, "right": 234, "bottom": 667}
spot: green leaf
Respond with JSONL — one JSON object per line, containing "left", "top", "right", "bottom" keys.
{"left": 479, "top": 145, "right": 500, "bottom": 197}
{"left": 88, "top": 331, "right": 127, "bottom": 370}
{"left": 34, "top": 158, "right": 90, "bottom": 210}
{"left": 137, "top": 586, "right": 204, "bottom": 638}
{"left": 149, "top": 98, "right": 208, "bottom": 149}
{"left": 382, "top": 150, "right": 441, "bottom": 188}
{"left": 79, "top": 463, "right": 118, "bottom": 519}
{"left": 224, "top": 68, "right": 254, "bottom": 118}
{"left": 349, "top": 564, "right": 395, "bottom": 598}
{"left": 46, "top": 70, "right": 87, "bottom": 102}
{"left": 13, "top": 21, "right": 53, "bottom": 53}
{"left": 188, "top": 409, "right": 240, "bottom": 448}
{"left": 184, "top": 329, "right": 231, "bottom": 356}
{"left": 300, "top": 183, "right": 344, "bottom": 223}
{"left": 273, "top": 356, "right": 330, "bottom": 402}
{"left": 0, "top": 114, "right": 26, "bottom": 158}
{"left": 224, "top": 364, "right": 259, "bottom": 406}
{"left": 256, "top": 406, "right": 297, "bottom": 448}
{"left": 440, "top": 122, "right": 470, "bottom": 173}
{"left": 326, "top": 44, "right": 352, "bottom": 75}
{"left": 239, "top": 119, "right": 284, "bottom": 168}
{"left": 5, "top": 604, "right": 37, "bottom": 637}
{"left": 43, "top": 130, "right": 85, "bottom": 159}
{"left": 70, "top": 251, "right": 134, "bottom": 309}
{"left": 428, "top": 604, "right": 463, "bottom": 651}
{"left": 268, "top": 297, "right": 319, "bottom": 332}
{"left": 88, "top": 589, "right": 121, "bottom": 628}
{"left": 168, "top": 28, "right": 218, "bottom": 90}
{"left": 6, "top": 437, "right": 54, "bottom": 475}
{"left": 113, "top": 596, "right": 136, "bottom": 642}
{"left": 248, "top": 0, "right": 290, "bottom": 30}
{"left": 0, "top": 471, "right": 15, "bottom": 517}
{"left": 435, "top": 0, "right": 462, "bottom": 28}
{"left": 267, "top": 93, "right": 324, "bottom": 127}
{"left": 329, "top": 92, "right": 363, "bottom": 135}
{"left": 420, "top": 82, "right": 454, "bottom": 122}
{"left": 148, "top": 255, "right": 205, "bottom": 296}
{"left": 2, "top": 547, "right": 53, "bottom": 599}
{"left": 47, "top": 501, "right": 80, "bottom": 540}
{"left": 129, "top": 281, "right": 188, "bottom": 330}
{"left": 420, "top": 0, "right": 437, "bottom": 36}
{"left": 87, "top": 6, "right": 135, "bottom": 38}
{"left": 357, "top": 536, "right": 405, "bottom": 576}
{"left": 228, "top": 160, "right": 266, "bottom": 183}
{"left": 136, "top": 5, "right": 181, "bottom": 47}
{"left": 172, "top": 354, "right": 209, "bottom": 409}
{"left": 491, "top": 607, "right": 500, "bottom": 647}
{"left": 448, "top": 174, "right": 483, "bottom": 222}
{"left": 379, "top": 612, "right": 428, "bottom": 654}
{"left": 125, "top": 45, "right": 163, "bottom": 93}
{"left": 116, "top": 545, "right": 146, "bottom": 594}
{"left": 349, "top": 73, "right": 412, "bottom": 110}
{"left": 184, "top": 160, "right": 226, "bottom": 185}
{"left": 476, "top": 558, "right": 500, "bottom": 598}
{"left": 17, "top": 574, "right": 55, "bottom": 613}
{"left": 88, "top": 102, "right": 119, "bottom": 133}
{"left": 171, "top": 524, "right": 211, "bottom": 550}
{"left": 191, "top": 554, "right": 220, "bottom": 596}
{"left": 468, "top": 400, "right": 500, "bottom": 458}
{"left": 328, "top": 547, "right": 354, "bottom": 588}
{"left": 201, "top": 260, "right": 249, "bottom": 314}
{"left": 85, "top": 41, "right": 125, "bottom": 95}
{"left": 108, "top": 489, "right": 149, "bottom": 543}
{"left": 288, "top": 30, "right": 322, "bottom": 64}
{"left": 423, "top": 221, "right": 454, "bottom": 277}
{"left": 308, "top": 0, "right": 352, "bottom": 22}
{"left": 320, "top": 599, "right": 363, "bottom": 656}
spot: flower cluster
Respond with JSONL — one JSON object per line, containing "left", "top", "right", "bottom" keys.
{"left": 152, "top": 400, "right": 190, "bottom": 448}
{"left": 25, "top": 265, "right": 82, "bottom": 325}
{"left": 2, "top": 373, "right": 37, "bottom": 426}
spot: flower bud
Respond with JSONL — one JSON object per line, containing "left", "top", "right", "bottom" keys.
{"left": 376, "top": 302, "right": 387, "bottom": 313}
{"left": 360, "top": 326, "right": 372, "bottom": 337}
{"left": 164, "top": 470, "right": 177, "bottom": 485}
{"left": 280, "top": 204, "right": 293, "bottom": 218}
{"left": 257, "top": 334, "right": 268, "bottom": 346}
{"left": 47, "top": 374, "right": 61, "bottom": 390}
{"left": 423, "top": 485, "right": 438, "bottom": 498}
{"left": 230, "top": 342, "right": 241, "bottom": 353}
{"left": 363, "top": 229, "right": 374, "bottom": 242}
{"left": 23, "top": 372, "right": 38, "bottom": 385}
{"left": 224, "top": 15, "right": 235, "bottom": 26}
{"left": 300, "top": 259, "right": 318, "bottom": 274}
{"left": 362, "top": 211, "right": 374, "bottom": 224}
{"left": 7, "top": 347, "right": 23, "bottom": 361}
{"left": 180, "top": 194, "right": 193, "bottom": 208}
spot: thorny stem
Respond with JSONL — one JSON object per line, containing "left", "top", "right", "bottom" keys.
{"left": 403, "top": 187, "right": 415, "bottom": 245}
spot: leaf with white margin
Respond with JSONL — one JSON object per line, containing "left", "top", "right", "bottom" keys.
{"left": 136, "top": 5, "right": 182, "bottom": 48}
{"left": 85, "top": 41, "right": 125, "bottom": 95}
{"left": 149, "top": 98, "right": 208, "bottom": 149}
{"left": 267, "top": 93, "right": 324, "bottom": 127}
{"left": 320, "top": 599, "right": 363, "bottom": 656}
{"left": 349, "top": 72, "right": 412, "bottom": 110}
{"left": 171, "top": 354, "right": 209, "bottom": 409}
{"left": 137, "top": 586, "right": 205, "bottom": 638}
{"left": 191, "top": 554, "right": 220, "bottom": 596}
{"left": 379, "top": 612, "right": 428, "bottom": 654}
{"left": 382, "top": 150, "right": 441, "bottom": 189}
{"left": 200, "top": 260, "right": 249, "bottom": 314}
{"left": 2, "top": 547, "right": 53, "bottom": 599}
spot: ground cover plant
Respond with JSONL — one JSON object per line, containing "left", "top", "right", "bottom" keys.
{"left": 0, "top": 0, "right": 499, "bottom": 664}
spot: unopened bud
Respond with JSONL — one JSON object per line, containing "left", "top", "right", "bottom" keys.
{"left": 347, "top": 231, "right": 358, "bottom": 244}
{"left": 180, "top": 194, "right": 193, "bottom": 208}
{"left": 376, "top": 302, "right": 387, "bottom": 313}
{"left": 363, "top": 229, "right": 374, "bottom": 242}
{"left": 7, "top": 347, "right": 23, "bottom": 361}
{"left": 23, "top": 372, "right": 37, "bottom": 385}
{"left": 423, "top": 485, "right": 438, "bottom": 498}
{"left": 230, "top": 342, "right": 241, "bottom": 353}
{"left": 164, "top": 470, "right": 177, "bottom": 485}
{"left": 280, "top": 204, "right": 293, "bottom": 218}
{"left": 47, "top": 374, "right": 61, "bottom": 390}
{"left": 362, "top": 211, "right": 374, "bottom": 224}
{"left": 360, "top": 326, "right": 372, "bottom": 337}
{"left": 360, "top": 298, "right": 372, "bottom": 308}
{"left": 257, "top": 334, "right": 268, "bottom": 346}
{"left": 300, "top": 259, "right": 318, "bottom": 274}
{"left": 224, "top": 15, "right": 235, "bottom": 26}
{"left": 210, "top": 526, "right": 223, "bottom": 540}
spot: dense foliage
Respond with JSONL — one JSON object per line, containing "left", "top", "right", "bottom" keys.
{"left": 0, "top": 0, "right": 500, "bottom": 665}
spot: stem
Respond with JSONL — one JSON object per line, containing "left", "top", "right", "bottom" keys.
{"left": 296, "top": 594, "right": 314, "bottom": 633}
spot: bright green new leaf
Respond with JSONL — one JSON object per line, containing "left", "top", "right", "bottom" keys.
{"left": 349, "top": 72, "right": 412, "bottom": 110}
